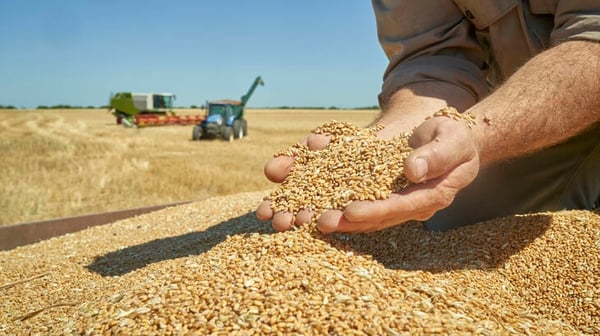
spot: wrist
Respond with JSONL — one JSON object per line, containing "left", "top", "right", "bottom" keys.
{"left": 467, "top": 112, "right": 496, "bottom": 167}
{"left": 375, "top": 82, "right": 477, "bottom": 139}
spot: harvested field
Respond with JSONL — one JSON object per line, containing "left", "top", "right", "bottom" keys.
{"left": 0, "top": 191, "right": 598, "bottom": 335}
{"left": 0, "top": 108, "right": 377, "bottom": 225}
{"left": 1, "top": 109, "right": 598, "bottom": 335}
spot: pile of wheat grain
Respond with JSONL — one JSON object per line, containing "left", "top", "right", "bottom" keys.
{"left": 268, "top": 120, "right": 413, "bottom": 222}
{"left": 267, "top": 109, "right": 476, "bottom": 223}
{"left": 0, "top": 190, "right": 597, "bottom": 335}
{"left": 1, "top": 118, "right": 597, "bottom": 335}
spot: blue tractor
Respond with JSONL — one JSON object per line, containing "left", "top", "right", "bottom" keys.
{"left": 192, "top": 76, "right": 264, "bottom": 142}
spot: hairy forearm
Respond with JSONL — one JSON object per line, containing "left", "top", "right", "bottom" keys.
{"left": 469, "top": 40, "right": 600, "bottom": 167}
{"left": 376, "top": 40, "right": 599, "bottom": 165}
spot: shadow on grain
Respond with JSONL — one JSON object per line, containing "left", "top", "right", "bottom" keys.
{"left": 327, "top": 213, "right": 553, "bottom": 272}
{"left": 88, "top": 211, "right": 554, "bottom": 276}
{"left": 87, "top": 211, "right": 273, "bottom": 276}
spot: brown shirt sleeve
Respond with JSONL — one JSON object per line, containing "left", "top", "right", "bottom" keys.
{"left": 550, "top": 0, "right": 600, "bottom": 44}
{"left": 372, "top": 0, "right": 488, "bottom": 106}
{"left": 451, "top": 0, "right": 599, "bottom": 84}
{"left": 373, "top": 0, "right": 600, "bottom": 107}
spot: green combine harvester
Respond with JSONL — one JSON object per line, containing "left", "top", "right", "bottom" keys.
{"left": 192, "top": 76, "right": 264, "bottom": 142}
{"left": 109, "top": 92, "right": 203, "bottom": 127}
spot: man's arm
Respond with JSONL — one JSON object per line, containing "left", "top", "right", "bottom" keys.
{"left": 470, "top": 40, "right": 600, "bottom": 167}
{"left": 315, "top": 40, "right": 600, "bottom": 233}
{"left": 256, "top": 81, "right": 477, "bottom": 232}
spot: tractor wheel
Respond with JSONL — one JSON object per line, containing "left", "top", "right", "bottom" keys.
{"left": 232, "top": 120, "right": 243, "bottom": 139}
{"left": 242, "top": 119, "right": 248, "bottom": 136}
{"left": 192, "top": 125, "right": 202, "bottom": 141}
{"left": 223, "top": 126, "right": 234, "bottom": 142}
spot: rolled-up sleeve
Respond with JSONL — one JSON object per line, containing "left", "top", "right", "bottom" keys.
{"left": 551, "top": 0, "right": 600, "bottom": 44}
{"left": 372, "top": 0, "right": 488, "bottom": 105}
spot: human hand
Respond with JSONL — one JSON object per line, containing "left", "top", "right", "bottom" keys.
{"left": 256, "top": 114, "right": 480, "bottom": 233}
{"left": 316, "top": 115, "right": 480, "bottom": 233}
{"left": 255, "top": 132, "right": 332, "bottom": 231}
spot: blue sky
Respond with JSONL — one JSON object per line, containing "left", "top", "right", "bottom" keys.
{"left": 0, "top": 1, "right": 389, "bottom": 109}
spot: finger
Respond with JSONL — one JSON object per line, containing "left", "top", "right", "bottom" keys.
{"left": 272, "top": 212, "right": 295, "bottom": 232}
{"left": 317, "top": 208, "right": 394, "bottom": 233}
{"left": 316, "top": 210, "right": 344, "bottom": 234}
{"left": 294, "top": 209, "right": 313, "bottom": 226}
{"left": 344, "top": 184, "right": 447, "bottom": 223}
{"left": 264, "top": 156, "right": 294, "bottom": 183}
{"left": 405, "top": 134, "right": 476, "bottom": 183}
{"left": 255, "top": 200, "right": 274, "bottom": 221}
{"left": 342, "top": 198, "right": 400, "bottom": 223}
{"left": 319, "top": 182, "right": 454, "bottom": 233}
{"left": 305, "top": 133, "right": 331, "bottom": 151}
{"left": 408, "top": 122, "right": 437, "bottom": 149}
{"left": 264, "top": 133, "right": 330, "bottom": 183}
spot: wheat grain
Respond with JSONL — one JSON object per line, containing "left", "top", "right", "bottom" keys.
{"left": 0, "top": 109, "right": 597, "bottom": 335}
{"left": 268, "top": 120, "right": 412, "bottom": 223}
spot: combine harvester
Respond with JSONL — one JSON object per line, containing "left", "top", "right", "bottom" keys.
{"left": 109, "top": 92, "right": 205, "bottom": 128}
{"left": 192, "top": 76, "right": 264, "bottom": 142}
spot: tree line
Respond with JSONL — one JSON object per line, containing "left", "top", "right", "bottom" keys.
{"left": 0, "top": 105, "right": 104, "bottom": 109}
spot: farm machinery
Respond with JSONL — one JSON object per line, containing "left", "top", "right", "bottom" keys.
{"left": 109, "top": 92, "right": 204, "bottom": 127}
{"left": 192, "top": 76, "right": 264, "bottom": 142}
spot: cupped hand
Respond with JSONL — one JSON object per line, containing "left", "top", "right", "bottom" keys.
{"left": 316, "top": 116, "right": 481, "bottom": 233}
{"left": 255, "top": 132, "right": 330, "bottom": 231}
{"left": 256, "top": 116, "right": 481, "bottom": 233}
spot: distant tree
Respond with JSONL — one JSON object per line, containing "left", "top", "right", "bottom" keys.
{"left": 353, "top": 105, "right": 379, "bottom": 110}
{"left": 0, "top": 105, "right": 16, "bottom": 109}
{"left": 37, "top": 105, "right": 49, "bottom": 109}
{"left": 86, "top": 106, "right": 96, "bottom": 109}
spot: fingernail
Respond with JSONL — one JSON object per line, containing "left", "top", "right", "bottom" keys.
{"left": 414, "top": 157, "right": 428, "bottom": 182}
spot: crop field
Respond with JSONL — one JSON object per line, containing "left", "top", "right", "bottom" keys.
{"left": 0, "top": 108, "right": 378, "bottom": 225}
{"left": 1, "top": 108, "right": 598, "bottom": 335}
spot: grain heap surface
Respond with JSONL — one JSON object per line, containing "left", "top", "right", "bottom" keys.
{"left": 1, "top": 192, "right": 598, "bottom": 335}
{"left": 267, "top": 120, "right": 412, "bottom": 222}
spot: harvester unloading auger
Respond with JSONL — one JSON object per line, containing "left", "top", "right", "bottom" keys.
{"left": 109, "top": 92, "right": 204, "bottom": 128}
{"left": 192, "top": 76, "right": 264, "bottom": 142}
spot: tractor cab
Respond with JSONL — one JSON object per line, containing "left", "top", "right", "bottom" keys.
{"left": 205, "top": 105, "right": 230, "bottom": 126}
{"left": 205, "top": 100, "right": 240, "bottom": 126}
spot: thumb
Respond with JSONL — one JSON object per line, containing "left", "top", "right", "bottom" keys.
{"left": 404, "top": 135, "right": 476, "bottom": 183}
{"left": 405, "top": 155, "right": 430, "bottom": 183}
{"left": 303, "top": 133, "right": 331, "bottom": 151}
